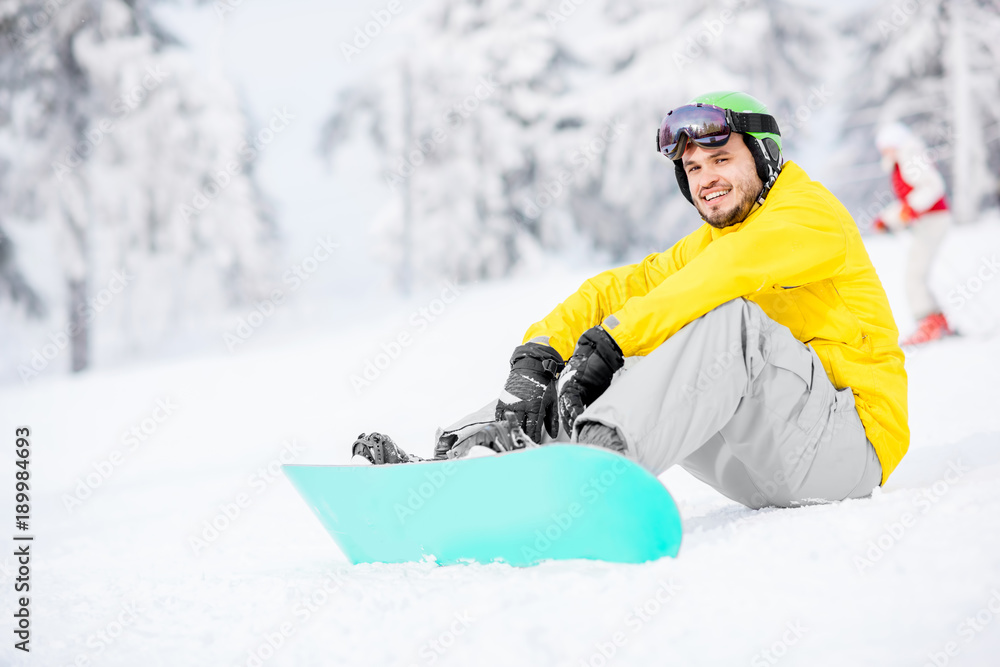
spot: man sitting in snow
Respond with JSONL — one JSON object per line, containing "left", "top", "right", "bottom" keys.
{"left": 354, "top": 91, "right": 908, "bottom": 509}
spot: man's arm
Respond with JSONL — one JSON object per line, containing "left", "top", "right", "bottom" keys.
{"left": 605, "top": 192, "right": 849, "bottom": 357}
{"left": 490, "top": 230, "right": 701, "bottom": 442}
{"left": 522, "top": 229, "right": 707, "bottom": 360}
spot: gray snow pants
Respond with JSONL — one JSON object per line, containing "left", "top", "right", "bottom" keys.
{"left": 437, "top": 299, "right": 882, "bottom": 509}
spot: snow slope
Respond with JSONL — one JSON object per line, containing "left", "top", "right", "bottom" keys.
{"left": 2, "top": 240, "right": 1000, "bottom": 667}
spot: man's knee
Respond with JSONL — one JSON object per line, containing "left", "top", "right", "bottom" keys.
{"left": 700, "top": 298, "right": 775, "bottom": 336}
{"left": 707, "top": 297, "right": 752, "bottom": 319}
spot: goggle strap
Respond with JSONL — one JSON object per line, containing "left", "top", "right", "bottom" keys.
{"left": 730, "top": 112, "right": 781, "bottom": 137}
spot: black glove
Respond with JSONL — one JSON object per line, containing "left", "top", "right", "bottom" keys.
{"left": 557, "top": 326, "right": 624, "bottom": 435}
{"left": 495, "top": 342, "right": 565, "bottom": 442}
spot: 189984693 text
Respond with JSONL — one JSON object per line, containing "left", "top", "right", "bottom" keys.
{"left": 13, "top": 426, "right": 32, "bottom": 653}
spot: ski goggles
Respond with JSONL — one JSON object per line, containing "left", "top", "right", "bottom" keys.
{"left": 656, "top": 103, "right": 780, "bottom": 160}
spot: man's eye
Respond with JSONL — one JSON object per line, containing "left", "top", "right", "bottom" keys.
{"left": 716, "top": 158, "right": 727, "bottom": 164}
{"left": 687, "top": 165, "right": 699, "bottom": 173}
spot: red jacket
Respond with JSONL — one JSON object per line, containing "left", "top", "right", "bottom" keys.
{"left": 890, "top": 163, "right": 948, "bottom": 220}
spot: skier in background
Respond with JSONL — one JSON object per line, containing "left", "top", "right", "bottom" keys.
{"left": 871, "top": 122, "right": 954, "bottom": 345}
{"left": 354, "top": 91, "right": 908, "bottom": 511}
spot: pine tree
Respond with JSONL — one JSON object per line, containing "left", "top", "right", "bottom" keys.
{"left": 0, "top": 225, "right": 43, "bottom": 317}
{"left": 321, "top": 0, "right": 831, "bottom": 286}
{"left": 837, "top": 0, "right": 1000, "bottom": 224}
{"left": 0, "top": 0, "right": 275, "bottom": 376}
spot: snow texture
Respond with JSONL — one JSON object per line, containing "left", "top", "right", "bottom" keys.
{"left": 2, "top": 232, "right": 1000, "bottom": 667}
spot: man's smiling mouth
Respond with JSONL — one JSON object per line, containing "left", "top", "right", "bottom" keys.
{"left": 704, "top": 189, "right": 731, "bottom": 202}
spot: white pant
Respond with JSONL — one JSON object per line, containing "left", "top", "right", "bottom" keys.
{"left": 907, "top": 211, "right": 951, "bottom": 319}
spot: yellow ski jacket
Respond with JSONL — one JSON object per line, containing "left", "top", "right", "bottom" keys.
{"left": 524, "top": 161, "right": 908, "bottom": 484}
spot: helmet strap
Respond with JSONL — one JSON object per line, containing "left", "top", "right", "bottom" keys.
{"left": 742, "top": 134, "right": 783, "bottom": 203}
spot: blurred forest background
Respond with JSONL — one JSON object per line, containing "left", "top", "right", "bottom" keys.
{"left": 1, "top": 0, "right": 998, "bottom": 383}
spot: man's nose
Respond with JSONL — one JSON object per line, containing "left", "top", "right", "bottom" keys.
{"left": 699, "top": 169, "right": 720, "bottom": 190}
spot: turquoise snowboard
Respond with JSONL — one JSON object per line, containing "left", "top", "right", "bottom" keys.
{"left": 284, "top": 444, "right": 682, "bottom": 567}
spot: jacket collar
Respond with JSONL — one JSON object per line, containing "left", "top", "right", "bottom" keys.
{"left": 708, "top": 161, "right": 806, "bottom": 240}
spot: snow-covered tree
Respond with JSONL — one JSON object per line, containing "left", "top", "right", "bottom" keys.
{"left": 0, "top": 224, "right": 43, "bottom": 316}
{"left": 836, "top": 0, "right": 1000, "bottom": 225}
{"left": 321, "top": 0, "right": 831, "bottom": 287}
{"left": 0, "top": 0, "right": 276, "bottom": 376}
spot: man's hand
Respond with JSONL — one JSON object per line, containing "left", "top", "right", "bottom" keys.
{"left": 496, "top": 342, "right": 565, "bottom": 442}
{"left": 557, "top": 326, "right": 624, "bottom": 435}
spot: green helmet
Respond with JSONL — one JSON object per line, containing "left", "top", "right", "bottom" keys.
{"left": 667, "top": 91, "right": 784, "bottom": 205}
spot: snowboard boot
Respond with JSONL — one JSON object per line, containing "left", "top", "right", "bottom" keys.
{"left": 448, "top": 412, "right": 536, "bottom": 459}
{"left": 351, "top": 432, "right": 421, "bottom": 465}
{"left": 576, "top": 422, "right": 628, "bottom": 455}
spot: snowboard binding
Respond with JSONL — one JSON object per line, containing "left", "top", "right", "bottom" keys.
{"left": 447, "top": 412, "right": 537, "bottom": 459}
{"left": 353, "top": 414, "right": 537, "bottom": 465}
{"left": 351, "top": 432, "right": 422, "bottom": 465}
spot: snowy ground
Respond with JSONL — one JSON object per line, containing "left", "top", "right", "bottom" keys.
{"left": 3, "top": 234, "right": 1000, "bottom": 667}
